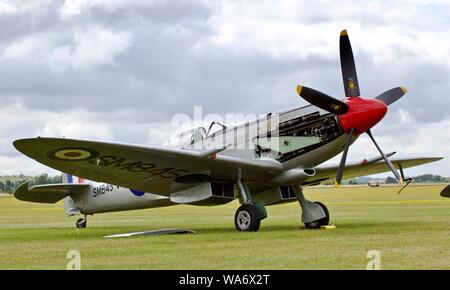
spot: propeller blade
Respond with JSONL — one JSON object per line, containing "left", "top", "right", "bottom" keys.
{"left": 340, "top": 30, "right": 361, "bottom": 98}
{"left": 335, "top": 128, "right": 356, "bottom": 187}
{"left": 297, "top": 85, "right": 349, "bottom": 115}
{"left": 375, "top": 87, "right": 407, "bottom": 105}
{"left": 366, "top": 129, "right": 403, "bottom": 184}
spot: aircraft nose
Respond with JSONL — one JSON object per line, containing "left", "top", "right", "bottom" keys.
{"left": 338, "top": 97, "right": 387, "bottom": 134}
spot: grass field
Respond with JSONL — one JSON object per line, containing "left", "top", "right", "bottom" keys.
{"left": 0, "top": 184, "right": 449, "bottom": 269}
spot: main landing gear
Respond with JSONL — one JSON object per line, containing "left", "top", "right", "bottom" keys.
{"left": 234, "top": 180, "right": 267, "bottom": 232}
{"left": 76, "top": 214, "right": 87, "bottom": 229}
{"left": 291, "top": 185, "right": 330, "bottom": 229}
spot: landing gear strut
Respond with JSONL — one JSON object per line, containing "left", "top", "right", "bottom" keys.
{"left": 234, "top": 180, "right": 267, "bottom": 232}
{"left": 76, "top": 215, "right": 87, "bottom": 229}
{"left": 291, "top": 185, "right": 330, "bottom": 229}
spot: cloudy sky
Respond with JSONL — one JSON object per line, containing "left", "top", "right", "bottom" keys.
{"left": 0, "top": 0, "right": 449, "bottom": 177}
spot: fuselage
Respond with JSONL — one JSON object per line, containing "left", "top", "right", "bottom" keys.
{"left": 64, "top": 179, "right": 173, "bottom": 215}
{"left": 65, "top": 103, "right": 357, "bottom": 216}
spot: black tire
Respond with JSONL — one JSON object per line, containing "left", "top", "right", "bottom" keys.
{"left": 234, "top": 204, "right": 261, "bottom": 232}
{"left": 76, "top": 218, "right": 87, "bottom": 229}
{"left": 304, "top": 202, "right": 330, "bottom": 229}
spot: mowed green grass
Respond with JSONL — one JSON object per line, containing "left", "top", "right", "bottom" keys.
{"left": 0, "top": 185, "right": 449, "bottom": 269}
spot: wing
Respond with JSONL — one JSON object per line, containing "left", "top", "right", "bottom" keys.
{"left": 14, "top": 180, "right": 89, "bottom": 203}
{"left": 14, "top": 137, "right": 282, "bottom": 195}
{"left": 303, "top": 156, "right": 443, "bottom": 185}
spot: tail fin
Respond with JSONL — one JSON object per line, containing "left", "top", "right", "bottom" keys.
{"left": 62, "top": 173, "right": 85, "bottom": 184}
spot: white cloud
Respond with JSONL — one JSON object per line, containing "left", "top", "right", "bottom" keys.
{"left": 1, "top": 0, "right": 449, "bottom": 178}
{"left": 0, "top": 99, "right": 172, "bottom": 175}
{"left": 198, "top": 0, "right": 450, "bottom": 69}
{"left": 59, "top": 0, "right": 158, "bottom": 18}
{"left": 0, "top": 99, "right": 115, "bottom": 153}
{"left": 48, "top": 27, "right": 132, "bottom": 70}
{"left": 0, "top": 0, "right": 56, "bottom": 16}
{"left": 60, "top": 0, "right": 121, "bottom": 18}
{"left": 2, "top": 27, "right": 132, "bottom": 71}
{"left": 2, "top": 33, "right": 52, "bottom": 60}
{"left": 398, "top": 109, "right": 413, "bottom": 125}
{"left": 0, "top": 99, "right": 116, "bottom": 175}
{"left": 40, "top": 114, "right": 115, "bottom": 141}
{"left": 0, "top": 1, "right": 18, "bottom": 15}
{"left": 0, "top": 154, "right": 59, "bottom": 176}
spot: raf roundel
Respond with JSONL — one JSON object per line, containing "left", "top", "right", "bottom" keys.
{"left": 48, "top": 147, "right": 99, "bottom": 161}
{"left": 130, "top": 189, "right": 145, "bottom": 197}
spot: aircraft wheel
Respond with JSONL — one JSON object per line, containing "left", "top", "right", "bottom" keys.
{"left": 76, "top": 218, "right": 87, "bottom": 229}
{"left": 234, "top": 204, "right": 261, "bottom": 232}
{"left": 304, "top": 202, "right": 329, "bottom": 229}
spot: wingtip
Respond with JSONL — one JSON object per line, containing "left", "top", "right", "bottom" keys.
{"left": 400, "top": 87, "right": 408, "bottom": 94}
{"left": 13, "top": 138, "right": 35, "bottom": 151}
{"left": 340, "top": 29, "right": 348, "bottom": 36}
{"left": 13, "top": 137, "right": 46, "bottom": 157}
{"left": 12, "top": 138, "right": 27, "bottom": 151}
{"left": 296, "top": 85, "right": 302, "bottom": 95}
{"left": 334, "top": 180, "right": 340, "bottom": 188}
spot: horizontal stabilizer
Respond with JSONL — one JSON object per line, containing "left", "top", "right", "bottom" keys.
{"left": 14, "top": 181, "right": 89, "bottom": 204}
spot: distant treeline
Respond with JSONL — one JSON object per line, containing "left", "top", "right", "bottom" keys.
{"left": 0, "top": 173, "right": 448, "bottom": 194}
{"left": 405, "top": 174, "right": 448, "bottom": 183}
{"left": 0, "top": 174, "right": 62, "bottom": 194}
{"left": 346, "top": 174, "right": 449, "bottom": 185}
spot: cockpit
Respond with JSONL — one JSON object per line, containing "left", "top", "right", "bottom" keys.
{"left": 163, "top": 121, "right": 227, "bottom": 148}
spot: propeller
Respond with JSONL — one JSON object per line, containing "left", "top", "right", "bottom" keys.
{"left": 375, "top": 87, "right": 408, "bottom": 105}
{"left": 297, "top": 86, "right": 348, "bottom": 115}
{"left": 296, "top": 29, "right": 407, "bottom": 187}
{"left": 340, "top": 29, "right": 360, "bottom": 98}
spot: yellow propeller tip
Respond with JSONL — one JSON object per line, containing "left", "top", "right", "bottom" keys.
{"left": 400, "top": 87, "right": 408, "bottom": 94}
{"left": 340, "top": 29, "right": 348, "bottom": 36}
{"left": 296, "top": 85, "right": 303, "bottom": 95}
{"left": 334, "top": 181, "right": 340, "bottom": 188}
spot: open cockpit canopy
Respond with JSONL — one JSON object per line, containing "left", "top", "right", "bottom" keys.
{"left": 163, "top": 121, "right": 228, "bottom": 148}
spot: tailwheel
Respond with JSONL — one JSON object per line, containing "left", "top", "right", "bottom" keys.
{"left": 304, "top": 202, "right": 330, "bottom": 229}
{"left": 76, "top": 218, "right": 87, "bottom": 229}
{"left": 234, "top": 204, "right": 261, "bottom": 232}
